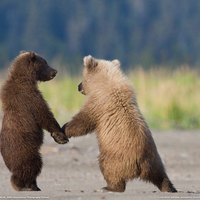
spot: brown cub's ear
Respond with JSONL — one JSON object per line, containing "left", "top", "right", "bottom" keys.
{"left": 20, "top": 50, "right": 26, "bottom": 54}
{"left": 83, "top": 55, "right": 97, "bottom": 70}
{"left": 30, "top": 51, "right": 36, "bottom": 61}
{"left": 112, "top": 59, "right": 120, "bottom": 67}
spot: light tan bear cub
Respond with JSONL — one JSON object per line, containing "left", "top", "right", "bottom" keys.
{"left": 62, "top": 55, "right": 177, "bottom": 193}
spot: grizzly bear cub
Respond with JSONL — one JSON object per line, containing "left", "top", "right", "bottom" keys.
{"left": 62, "top": 55, "right": 177, "bottom": 193}
{"left": 0, "top": 51, "right": 68, "bottom": 191}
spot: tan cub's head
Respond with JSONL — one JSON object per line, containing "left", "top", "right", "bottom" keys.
{"left": 78, "top": 55, "right": 121, "bottom": 96}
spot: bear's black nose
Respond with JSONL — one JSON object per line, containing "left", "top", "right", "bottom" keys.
{"left": 51, "top": 70, "right": 57, "bottom": 77}
{"left": 53, "top": 70, "right": 58, "bottom": 76}
{"left": 78, "top": 82, "right": 82, "bottom": 92}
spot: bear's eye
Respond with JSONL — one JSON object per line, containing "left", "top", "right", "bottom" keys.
{"left": 42, "top": 60, "right": 47, "bottom": 65}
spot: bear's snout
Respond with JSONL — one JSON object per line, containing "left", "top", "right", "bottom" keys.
{"left": 78, "top": 82, "right": 85, "bottom": 95}
{"left": 50, "top": 70, "right": 57, "bottom": 79}
{"left": 78, "top": 82, "right": 82, "bottom": 92}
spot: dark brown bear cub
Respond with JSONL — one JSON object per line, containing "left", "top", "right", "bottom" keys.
{"left": 62, "top": 55, "right": 177, "bottom": 193}
{"left": 0, "top": 51, "right": 68, "bottom": 191}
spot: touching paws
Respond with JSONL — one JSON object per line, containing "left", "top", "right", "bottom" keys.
{"left": 61, "top": 123, "right": 72, "bottom": 138}
{"left": 51, "top": 131, "right": 69, "bottom": 144}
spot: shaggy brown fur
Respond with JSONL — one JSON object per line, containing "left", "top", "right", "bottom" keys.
{"left": 0, "top": 51, "right": 68, "bottom": 191}
{"left": 62, "top": 55, "right": 177, "bottom": 193}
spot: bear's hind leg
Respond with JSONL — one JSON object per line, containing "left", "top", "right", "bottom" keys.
{"left": 11, "top": 174, "right": 25, "bottom": 191}
{"left": 101, "top": 179, "right": 126, "bottom": 193}
{"left": 11, "top": 175, "right": 41, "bottom": 191}
{"left": 140, "top": 161, "right": 177, "bottom": 192}
{"left": 10, "top": 152, "right": 42, "bottom": 191}
{"left": 100, "top": 169, "right": 126, "bottom": 192}
{"left": 150, "top": 162, "right": 177, "bottom": 192}
{"left": 26, "top": 180, "right": 41, "bottom": 191}
{"left": 157, "top": 176, "right": 177, "bottom": 193}
{"left": 99, "top": 156, "right": 126, "bottom": 192}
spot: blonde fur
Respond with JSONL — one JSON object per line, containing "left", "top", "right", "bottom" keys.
{"left": 62, "top": 55, "right": 177, "bottom": 193}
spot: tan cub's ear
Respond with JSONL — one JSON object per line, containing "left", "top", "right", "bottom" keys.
{"left": 83, "top": 55, "right": 98, "bottom": 70}
{"left": 112, "top": 59, "right": 120, "bottom": 67}
{"left": 20, "top": 50, "right": 27, "bottom": 54}
{"left": 30, "top": 51, "right": 36, "bottom": 61}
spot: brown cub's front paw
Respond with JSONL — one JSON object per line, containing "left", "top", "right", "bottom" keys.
{"left": 51, "top": 132, "right": 69, "bottom": 144}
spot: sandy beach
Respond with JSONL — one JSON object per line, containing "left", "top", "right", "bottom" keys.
{"left": 0, "top": 128, "right": 200, "bottom": 200}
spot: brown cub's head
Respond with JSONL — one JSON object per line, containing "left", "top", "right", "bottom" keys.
{"left": 30, "top": 51, "right": 57, "bottom": 82}
{"left": 78, "top": 55, "right": 121, "bottom": 96}
{"left": 19, "top": 51, "right": 57, "bottom": 82}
